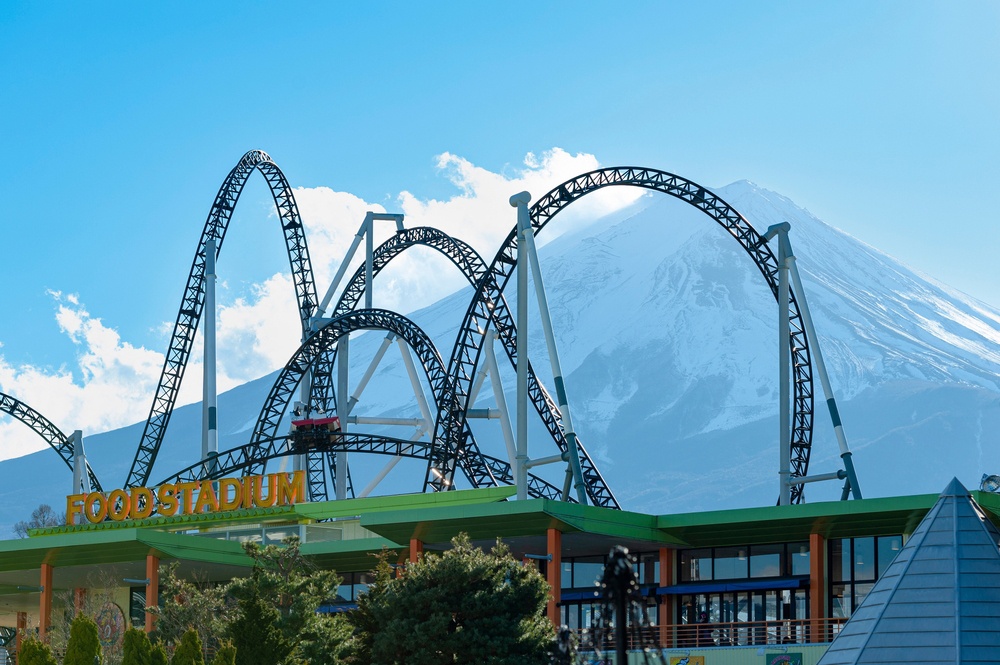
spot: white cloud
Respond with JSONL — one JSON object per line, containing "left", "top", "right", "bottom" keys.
{"left": 0, "top": 149, "right": 642, "bottom": 462}
{"left": 0, "top": 293, "right": 165, "bottom": 460}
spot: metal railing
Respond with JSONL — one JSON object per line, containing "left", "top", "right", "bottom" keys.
{"left": 574, "top": 617, "right": 848, "bottom": 651}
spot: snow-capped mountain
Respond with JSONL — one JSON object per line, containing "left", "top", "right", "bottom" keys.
{"left": 4, "top": 180, "right": 1000, "bottom": 535}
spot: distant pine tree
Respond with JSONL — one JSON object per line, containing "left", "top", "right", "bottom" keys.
{"left": 150, "top": 640, "right": 169, "bottom": 665}
{"left": 170, "top": 630, "right": 204, "bottom": 665}
{"left": 16, "top": 635, "right": 58, "bottom": 665}
{"left": 63, "top": 614, "right": 102, "bottom": 665}
{"left": 123, "top": 627, "right": 153, "bottom": 665}
{"left": 210, "top": 640, "right": 236, "bottom": 665}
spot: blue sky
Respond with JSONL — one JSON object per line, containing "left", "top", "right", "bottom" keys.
{"left": 1, "top": 1, "right": 998, "bottom": 456}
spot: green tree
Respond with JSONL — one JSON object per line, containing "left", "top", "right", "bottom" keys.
{"left": 210, "top": 640, "right": 236, "bottom": 665}
{"left": 149, "top": 563, "right": 232, "bottom": 659}
{"left": 150, "top": 640, "right": 169, "bottom": 665}
{"left": 170, "top": 629, "right": 204, "bottom": 665}
{"left": 227, "top": 536, "right": 350, "bottom": 665}
{"left": 63, "top": 613, "right": 102, "bottom": 665}
{"left": 17, "top": 635, "right": 59, "bottom": 665}
{"left": 227, "top": 593, "right": 287, "bottom": 665}
{"left": 351, "top": 534, "right": 554, "bottom": 665}
{"left": 123, "top": 627, "right": 153, "bottom": 665}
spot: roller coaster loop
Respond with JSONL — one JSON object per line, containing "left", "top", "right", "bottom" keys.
{"left": 298, "top": 226, "right": 618, "bottom": 507}
{"left": 125, "top": 150, "right": 319, "bottom": 489}
{"left": 434, "top": 167, "right": 815, "bottom": 503}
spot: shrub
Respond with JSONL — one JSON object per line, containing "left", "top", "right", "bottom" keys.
{"left": 170, "top": 629, "right": 204, "bottom": 665}
{"left": 63, "top": 614, "right": 102, "bottom": 665}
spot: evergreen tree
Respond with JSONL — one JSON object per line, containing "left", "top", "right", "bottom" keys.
{"left": 150, "top": 640, "right": 169, "bottom": 665}
{"left": 170, "top": 629, "right": 204, "bottom": 665}
{"left": 227, "top": 536, "right": 351, "bottom": 665}
{"left": 351, "top": 533, "right": 554, "bottom": 665}
{"left": 227, "top": 593, "right": 287, "bottom": 665}
{"left": 210, "top": 641, "right": 236, "bottom": 665}
{"left": 63, "top": 613, "right": 102, "bottom": 665}
{"left": 149, "top": 563, "right": 232, "bottom": 660}
{"left": 123, "top": 627, "right": 153, "bottom": 665}
{"left": 16, "top": 635, "right": 59, "bottom": 665}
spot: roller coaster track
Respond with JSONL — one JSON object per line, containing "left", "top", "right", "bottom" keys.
{"left": 309, "top": 226, "right": 618, "bottom": 507}
{"left": 0, "top": 391, "right": 102, "bottom": 491}
{"left": 156, "top": 432, "right": 565, "bottom": 501}
{"left": 246, "top": 308, "right": 504, "bottom": 490}
{"left": 433, "top": 167, "right": 815, "bottom": 503}
{"left": 190, "top": 307, "right": 566, "bottom": 500}
{"left": 125, "top": 150, "right": 318, "bottom": 489}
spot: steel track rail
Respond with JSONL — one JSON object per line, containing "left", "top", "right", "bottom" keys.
{"left": 125, "top": 150, "right": 318, "bottom": 489}
{"left": 0, "top": 391, "right": 102, "bottom": 491}
{"left": 156, "top": 432, "right": 565, "bottom": 500}
{"left": 435, "top": 167, "right": 815, "bottom": 503}
{"left": 310, "top": 227, "right": 618, "bottom": 507}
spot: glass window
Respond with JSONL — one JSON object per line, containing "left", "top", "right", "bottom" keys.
{"left": 789, "top": 542, "right": 810, "bottom": 576}
{"left": 830, "top": 539, "right": 850, "bottom": 582}
{"left": 638, "top": 552, "right": 660, "bottom": 586}
{"left": 572, "top": 557, "right": 604, "bottom": 588}
{"left": 679, "top": 549, "right": 712, "bottom": 582}
{"left": 830, "top": 584, "right": 850, "bottom": 618}
{"left": 263, "top": 526, "right": 297, "bottom": 545}
{"left": 877, "top": 536, "right": 902, "bottom": 577}
{"left": 714, "top": 547, "right": 748, "bottom": 580}
{"left": 750, "top": 544, "right": 782, "bottom": 578}
{"left": 561, "top": 562, "right": 573, "bottom": 589}
{"left": 853, "top": 537, "right": 876, "bottom": 581}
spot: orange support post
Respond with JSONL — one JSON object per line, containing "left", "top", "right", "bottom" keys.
{"left": 809, "top": 533, "right": 826, "bottom": 643}
{"left": 658, "top": 547, "right": 674, "bottom": 648}
{"left": 15, "top": 612, "right": 26, "bottom": 658}
{"left": 39, "top": 563, "right": 53, "bottom": 642}
{"left": 409, "top": 538, "right": 424, "bottom": 564}
{"left": 546, "top": 528, "right": 562, "bottom": 627}
{"left": 145, "top": 553, "right": 159, "bottom": 633}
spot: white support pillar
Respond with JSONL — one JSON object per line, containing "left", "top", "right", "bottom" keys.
{"left": 512, "top": 192, "right": 531, "bottom": 501}
{"left": 396, "top": 338, "right": 435, "bottom": 429}
{"left": 336, "top": 336, "right": 350, "bottom": 500}
{"left": 768, "top": 223, "right": 863, "bottom": 500}
{"left": 776, "top": 231, "right": 792, "bottom": 506}
{"left": 365, "top": 216, "right": 374, "bottom": 310}
{"left": 483, "top": 331, "right": 518, "bottom": 470}
{"left": 202, "top": 238, "right": 218, "bottom": 478}
{"left": 71, "top": 430, "right": 89, "bottom": 497}
{"left": 510, "top": 191, "right": 588, "bottom": 505}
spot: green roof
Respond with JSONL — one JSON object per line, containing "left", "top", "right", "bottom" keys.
{"left": 656, "top": 493, "right": 948, "bottom": 547}
{"left": 0, "top": 528, "right": 252, "bottom": 570}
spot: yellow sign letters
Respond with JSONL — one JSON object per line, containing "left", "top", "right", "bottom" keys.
{"left": 66, "top": 470, "right": 307, "bottom": 524}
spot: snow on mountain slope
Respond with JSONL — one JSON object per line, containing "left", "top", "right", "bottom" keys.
{"left": 4, "top": 180, "right": 1000, "bottom": 534}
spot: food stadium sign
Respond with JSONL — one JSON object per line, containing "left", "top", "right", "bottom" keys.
{"left": 66, "top": 470, "right": 307, "bottom": 524}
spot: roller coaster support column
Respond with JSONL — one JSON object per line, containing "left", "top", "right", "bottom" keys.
{"left": 514, "top": 193, "right": 530, "bottom": 500}
{"left": 771, "top": 225, "right": 793, "bottom": 505}
{"left": 336, "top": 336, "right": 350, "bottom": 499}
{"left": 202, "top": 238, "right": 219, "bottom": 477}
{"left": 510, "top": 192, "right": 587, "bottom": 505}
{"left": 315, "top": 213, "right": 403, "bottom": 500}
{"left": 765, "top": 223, "right": 862, "bottom": 500}
{"left": 315, "top": 212, "right": 405, "bottom": 318}
{"left": 71, "top": 430, "right": 89, "bottom": 498}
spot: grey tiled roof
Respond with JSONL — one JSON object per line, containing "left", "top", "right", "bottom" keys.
{"left": 818, "top": 478, "right": 1000, "bottom": 665}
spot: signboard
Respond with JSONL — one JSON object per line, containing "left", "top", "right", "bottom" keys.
{"left": 66, "top": 470, "right": 306, "bottom": 524}
{"left": 766, "top": 653, "right": 803, "bottom": 665}
{"left": 670, "top": 657, "right": 704, "bottom": 665}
